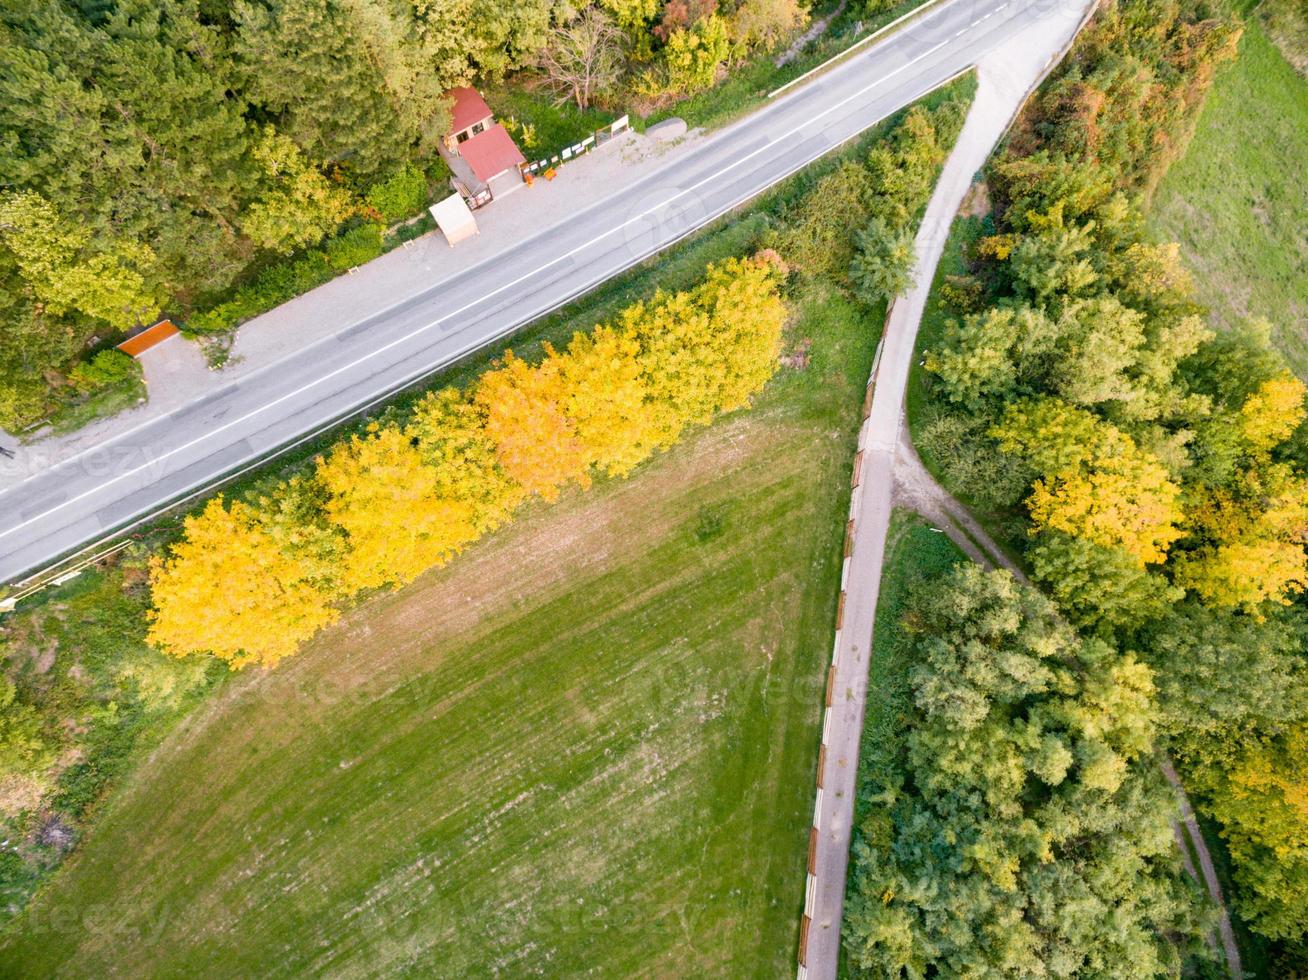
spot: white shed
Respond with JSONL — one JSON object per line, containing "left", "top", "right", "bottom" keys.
{"left": 430, "top": 193, "right": 479, "bottom": 247}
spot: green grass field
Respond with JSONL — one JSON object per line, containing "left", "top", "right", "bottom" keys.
{"left": 1150, "top": 17, "right": 1308, "bottom": 377}
{"left": 0, "top": 267, "right": 879, "bottom": 976}
{"left": 1259, "top": 0, "right": 1308, "bottom": 76}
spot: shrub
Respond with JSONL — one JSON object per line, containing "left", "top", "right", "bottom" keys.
{"left": 324, "top": 223, "right": 385, "bottom": 271}
{"left": 849, "top": 216, "right": 915, "bottom": 307}
{"left": 68, "top": 350, "right": 139, "bottom": 394}
{"left": 189, "top": 224, "right": 384, "bottom": 333}
{"left": 661, "top": 14, "right": 731, "bottom": 95}
{"left": 0, "top": 373, "right": 55, "bottom": 430}
{"left": 364, "top": 165, "right": 428, "bottom": 224}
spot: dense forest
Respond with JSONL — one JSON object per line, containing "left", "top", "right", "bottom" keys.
{"left": 0, "top": 0, "right": 907, "bottom": 431}
{"left": 842, "top": 0, "right": 1308, "bottom": 973}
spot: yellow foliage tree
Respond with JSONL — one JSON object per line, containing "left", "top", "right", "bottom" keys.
{"left": 1197, "top": 723, "right": 1308, "bottom": 941}
{"left": 561, "top": 325, "right": 661, "bottom": 477}
{"left": 148, "top": 497, "right": 339, "bottom": 668}
{"left": 1025, "top": 455, "right": 1184, "bottom": 567}
{"left": 1176, "top": 540, "right": 1307, "bottom": 613}
{"left": 627, "top": 255, "right": 786, "bottom": 442}
{"left": 407, "top": 387, "right": 525, "bottom": 532}
{"left": 993, "top": 398, "right": 1184, "bottom": 566}
{"left": 475, "top": 348, "right": 592, "bottom": 501}
{"left": 1175, "top": 463, "right": 1308, "bottom": 612}
{"left": 1240, "top": 372, "right": 1307, "bottom": 453}
{"left": 316, "top": 426, "right": 481, "bottom": 591}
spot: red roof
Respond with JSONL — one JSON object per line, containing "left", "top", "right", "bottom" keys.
{"left": 448, "top": 86, "right": 493, "bottom": 134}
{"left": 459, "top": 124, "right": 527, "bottom": 183}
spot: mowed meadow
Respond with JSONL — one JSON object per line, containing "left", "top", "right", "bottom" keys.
{"left": 1150, "top": 13, "right": 1308, "bottom": 377}
{"left": 0, "top": 266, "right": 877, "bottom": 976}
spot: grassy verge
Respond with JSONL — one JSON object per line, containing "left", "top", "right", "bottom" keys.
{"left": 1258, "top": 0, "right": 1308, "bottom": 76}
{"left": 0, "top": 268, "right": 880, "bottom": 976}
{"left": 482, "top": 82, "right": 617, "bottom": 159}
{"left": 903, "top": 211, "right": 984, "bottom": 440}
{"left": 0, "top": 568, "right": 220, "bottom": 922}
{"left": 1149, "top": 17, "right": 1308, "bottom": 378}
{"left": 41, "top": 374, "right": 145, "bottom": 437}
{"left": 836, "top": 510, "right": 966, "bottom": 978}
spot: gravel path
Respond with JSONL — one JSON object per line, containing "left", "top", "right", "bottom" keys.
{"left": 799, "top": 5, "right": 1094, "bottom": 975}
{"left": 805, "top": 1, "right": 1245, "bottom": 976}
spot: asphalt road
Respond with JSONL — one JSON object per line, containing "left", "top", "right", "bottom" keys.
{"left": 0, "top": 0, "right": 1065, "bottom": 583}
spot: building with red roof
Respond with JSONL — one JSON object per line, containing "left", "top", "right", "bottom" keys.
{"left": 458, "top": 125, "right": 527, "bottom": 185}
{"left": 445, "top": 87, "right": 495, "bottom": 149}
{"left": 441, "top": 86, "right": 527, "bottom": 196}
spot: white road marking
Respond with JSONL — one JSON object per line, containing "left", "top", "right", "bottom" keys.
{"left": 0, "top": 2, "right": 1013, "bottom": 542}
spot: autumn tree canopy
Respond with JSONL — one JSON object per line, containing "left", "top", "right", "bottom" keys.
{"left": 148, "top": 256, "right": 787, "bottom": 666}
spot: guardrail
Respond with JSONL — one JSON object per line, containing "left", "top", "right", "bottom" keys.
{"left": 0, "top": 540, "right": 132, "bottom": 613}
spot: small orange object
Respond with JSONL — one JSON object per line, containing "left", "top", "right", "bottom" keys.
{"left": 544, "top": 167, "right": 558, "bottom": 181}
{"left": 117, "top": 319, "right": 179, "bottom": 357}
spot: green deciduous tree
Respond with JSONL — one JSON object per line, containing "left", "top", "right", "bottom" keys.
{"left": 234, "top": 0, "right": 448, "bottom": 179}
{"left": 849, "top": 216, "right": 915, "bottom": 307}
{"left": 727, "top": 0, "right": 806, "bottom": 56}
{"left": 926, "top": 304, "right": 1059, "bottom": 410}
{"left": 659, "top": 13, "right": 730, "bottom": 95}
{"left": 1029, "top": 530, "right": 1183, "bottom": 635}
{"left": 241, "top": 126, "right": 354, "bottom": 254}
{"left": 1141, "top": 603, "right": 1308, "bottom": 748}
{"left": 68, "top": 350, "right": 139, "bottom": 394}
{"left": 0, "top": 191, "right": 161, "bottom": 331}
{"left": 844, "top": 565, "right": 1206, "bottom": 977}
{"left": 411, "top": 0, "right": 559, "bottom": 83}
